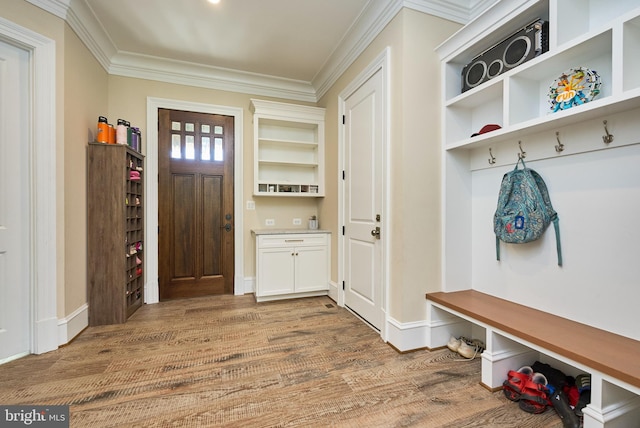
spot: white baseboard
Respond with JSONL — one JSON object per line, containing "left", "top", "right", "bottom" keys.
{"left": 242, "top": 276, "right": 255, "bottom": 295}
{"left": 57, "top": 303, "right": 88, "bottom": 346}
{"left": 385, "top": 317, "right": 430, "bottom": 352}
{"left": 328, "top": 280, "right": 339, "bottom": 302}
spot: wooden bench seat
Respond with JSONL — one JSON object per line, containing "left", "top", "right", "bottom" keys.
{"left": 425, "top": 290, "right": 640, "bottom": 428}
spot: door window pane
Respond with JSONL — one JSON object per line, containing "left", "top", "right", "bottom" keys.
{"left": 185, "top": 135, "right": 195, "bottom": 159}
{"left": 171, "top": 134, "right": 181, "bottom": 159}
{"left": 201, "top": 124, "right": 210, "bottom": 133}
{"left": 185, "top": 123, "right": 195, "bottom": 132}
{"left": 201, "top": 137, "right": 211, "bottom": 160}
{"left": 214, "top": 126, "right": 223, "bottom": 134}
{"left": 171, "top": 121, "right": 181, "bottom": 131}
{"left": 214, "top": 137, "right": 223, "bottom": 161}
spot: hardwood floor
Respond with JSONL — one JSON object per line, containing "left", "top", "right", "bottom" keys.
{"left": 0, "top": 295, "right": 564, "bottom": 427}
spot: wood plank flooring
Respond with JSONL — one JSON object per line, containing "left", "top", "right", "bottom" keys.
{"left": 0, "top": 295, "right": 564, "bottom": 427}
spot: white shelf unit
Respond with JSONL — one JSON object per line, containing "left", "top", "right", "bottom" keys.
{"left": 437, "top": 1, "right": 640, "bottom": 427}
{"left": 250, "top": 99, "right": 325, "bottom": 197}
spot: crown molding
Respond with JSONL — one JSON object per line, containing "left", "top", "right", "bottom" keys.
{"left": 109, "top": 51, "right": 318, "bottom": 103}
{"left": 65, "top": 0, "right": 115, "bottom": 70}
{"left": 29, "top": 0, "right": 490, "bottom": 102}
{"left": 25, "top": 0, "right": 70, "bottom": 20}
{"left": 313, "top": 0, "right": 404, "bottom": 100}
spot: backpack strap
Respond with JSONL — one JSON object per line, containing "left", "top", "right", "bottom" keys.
{"left": 552, "top": 215, "right": 562, "bottom": 266}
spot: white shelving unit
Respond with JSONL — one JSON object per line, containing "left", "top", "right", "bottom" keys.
{"left": 436, "top": 1, "right": 640, "bottom": 427}
{"left": 250, "top": 99, "right": 325, "bottom": 197}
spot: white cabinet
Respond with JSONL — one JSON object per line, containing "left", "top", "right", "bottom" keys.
{"left": 253, "top": 231, "right": 330, "bottom": 302}
{"left": 250, "top": 99, "right": 325, "bottom": 197}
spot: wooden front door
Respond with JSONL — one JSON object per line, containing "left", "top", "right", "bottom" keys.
{"left": 158, "top": 109, "right": 234, "bottom": 300}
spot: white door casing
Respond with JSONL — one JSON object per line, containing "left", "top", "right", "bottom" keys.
{"left": 0, "top": 39, "right": 30, "bottom": 363}
{"left": 339, "top": 48, "right": 390, "bottom": 335}
{"left": 0, "top": 17, "right": 57, "bottom": 358}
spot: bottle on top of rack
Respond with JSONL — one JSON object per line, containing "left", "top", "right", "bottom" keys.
{"left": 125, "top": 120, "right": 133, "bottom": 147}
{"left": 108, "top": 123, "right": 115, "bottom": 144}
{"left": 96, "top": 116, "right": 109, "bottom": 143}
{"left": 116, "top": 119, "right": 127, "bottom": 145}
{"left": 131, "top": 127, "right": 139, "bottom": 151}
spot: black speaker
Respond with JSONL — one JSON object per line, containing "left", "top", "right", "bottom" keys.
{"left": 462, "top": 19, "right": 548, "bottom": 93}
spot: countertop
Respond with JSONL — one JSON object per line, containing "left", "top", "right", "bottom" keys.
{"left": 251, "top": 229, "right": 330, "bottom": 235}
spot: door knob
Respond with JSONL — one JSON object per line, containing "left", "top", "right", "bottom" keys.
{"left": 224, "top": 223, "right": 232, "bottom": 232}
{"left": 371, "top": 227, "right": 380, "bottom": 239}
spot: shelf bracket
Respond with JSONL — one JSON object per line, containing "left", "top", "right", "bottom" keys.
{"left": 602, "top": 120, "right": 614, "bottom": 144}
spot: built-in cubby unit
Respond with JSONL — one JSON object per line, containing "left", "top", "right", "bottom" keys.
{"left": 436, "top": 1, "right": 640, "bottom": 426}
{"left": 250, "top": 99, "right": 325, "bottom": 197}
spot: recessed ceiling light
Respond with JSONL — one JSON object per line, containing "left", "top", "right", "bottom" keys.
{"left": 208, "top": 0, "right": 220, "bottom": 4}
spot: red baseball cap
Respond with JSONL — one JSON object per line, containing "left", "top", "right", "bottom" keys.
{"left": 471, "top": 124, "right": 501, "bottom": 137}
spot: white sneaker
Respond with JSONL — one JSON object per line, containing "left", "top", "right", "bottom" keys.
{"left": 457, "top": 339, "right": 485, "bottom": 359}
{"left": 446, "top": 336, "right": 461, "bottom": 352}
{"left": 446, "top": 336, "right": 469, "bottom": 352}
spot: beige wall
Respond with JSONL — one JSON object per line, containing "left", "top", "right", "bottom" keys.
{"left": 64, "top": 25, "right": 109, "bottom": 315}
{"left": 319, "top": 9, "right": 460, "bottom": 323}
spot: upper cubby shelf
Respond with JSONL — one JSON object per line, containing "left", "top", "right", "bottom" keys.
{"left": 439, "top": 0, "right": 640, "bottom": 150}
{"left": 250, "top": 99, "right": 326, "bottom": 197}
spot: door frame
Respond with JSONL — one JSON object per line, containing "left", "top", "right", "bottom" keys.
{"left": 338, "top": 48, "right": 391, "bottom": 341}
{"left": 146, "top": 98, "right": 244, "bottom": 303}
{"left": 0, "top": 17, "right": 57, "bottom": 356}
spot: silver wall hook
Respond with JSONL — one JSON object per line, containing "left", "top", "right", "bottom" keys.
{"left": 602, "top": 120, "right": 614, "bottom": 144}
{"left": 488, "top": 147, "right": 496, "bottom": 165}
{"left": 555, "top": 131, "right": 565, "bottom": 152}
{"left": 518, "top": 141, "right": 526, "bottom": 159}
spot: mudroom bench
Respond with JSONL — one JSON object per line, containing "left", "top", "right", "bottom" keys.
{"left": 425, "top": 290, "right": 640, "bottom": 428}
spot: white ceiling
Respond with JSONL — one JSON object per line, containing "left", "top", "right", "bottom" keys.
{"left": 28, "top": 0, "right": 496, "bottom": 101}
{"left": 85, "top": 0, "right": 371, "bottom": 83}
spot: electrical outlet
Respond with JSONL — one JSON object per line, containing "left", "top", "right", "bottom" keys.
{"left": 246, "top": 200, "right": 255, "bottom": 210}
{"left": 293, "top": 218, "right": 301, "bottom": 225}
{"left": 265, "top": 219, "right": 275, "bottom": 226}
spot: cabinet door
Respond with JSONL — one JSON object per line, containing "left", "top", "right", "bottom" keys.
{"left": 294, "top": 245, "right": 328, "bottom": 293}
{"left": 257, "top": 247, "right": 295, "bottom": 296}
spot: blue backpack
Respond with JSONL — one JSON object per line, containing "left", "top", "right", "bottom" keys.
{"left": 493, "top": 158, "right": 562, "bottom": 266}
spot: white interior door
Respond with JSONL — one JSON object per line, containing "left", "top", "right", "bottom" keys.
{"left": 343, "top": 67, "right": 384, "bottom": 330}
{"left": 0, "top": 39, "right": 30, "bottom": 362}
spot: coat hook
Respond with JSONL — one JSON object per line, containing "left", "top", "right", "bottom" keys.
{"left": 602, "top": 120, "right": 614, "bottom": 144}
{"left": 488, "top": 147, "right": 496, "bottom": 165}
{"left": 555, "top": 131, "right": 565, "bottom": 152}
{"left": 518, "top": 141, "right": 526, "bottom": 159}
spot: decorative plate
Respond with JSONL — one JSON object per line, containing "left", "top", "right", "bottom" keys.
{"left": 548, "top": 67, "right": 601, "bottom": 112}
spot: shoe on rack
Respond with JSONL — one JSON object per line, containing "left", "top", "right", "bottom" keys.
{"left": 550, "top": 389, "right": 580, "bottom": 428}
{"left": 457, "top": 338, "right": 484, "bottom": 359}
{"left": 446, "top": 336, "right": 466, "bottom": 352}
{"left": 503, "top": 366, "right": 533, "bottom": 401}
{"left": 519, "top": 372, "right": 552, "bottom": 414}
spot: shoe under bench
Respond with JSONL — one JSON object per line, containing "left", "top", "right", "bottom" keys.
{"left": 425, "top": 290, "right": 640, "bottom": 428}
